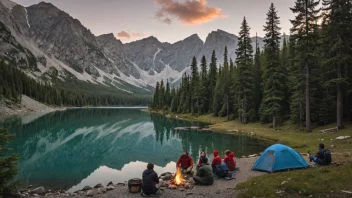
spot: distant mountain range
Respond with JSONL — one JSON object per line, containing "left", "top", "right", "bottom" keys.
{"left": 0, "top": 0, "right": 289, "bottom": 94}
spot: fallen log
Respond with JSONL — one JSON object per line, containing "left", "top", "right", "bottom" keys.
{"left": 320, "top": 127, "right": 338, "bottom": 133}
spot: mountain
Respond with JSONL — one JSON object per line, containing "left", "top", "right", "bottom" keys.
{"left": 0, "top": 0, "right": 289, "bottom": 95}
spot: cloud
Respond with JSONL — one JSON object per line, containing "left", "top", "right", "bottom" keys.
{"left": 115, "top": 31, "right": 146, "bottom": 39}
{"left": 154, "top": 0, "right": 226, "bottom": 25}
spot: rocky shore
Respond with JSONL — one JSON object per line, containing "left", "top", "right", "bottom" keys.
{"left": 14, "top": 157, "right": 264, "bottom": 198}
{"left": 0, "top": 95, "right": 65, "bottom": 117}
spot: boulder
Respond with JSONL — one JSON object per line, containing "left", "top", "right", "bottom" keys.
{"left": 82, "top": 186, "right": 92, "bottom": 191}
{"left": 32, "top": 187, "right": 45, "bottom": 195}
{"left": 336, "top": 136, "right": 350, "bottom": 140}
{"left": 330, "top": 145, "right": 335, "bottom": 149}
{"left": 107, "top": 186, "right": 115, "bottom": 191}
{"left": 107, "top": 181, "right": 114, "bottom": 186}
{"left": 97, "top": 188, "right": 103, "bottom": 194}
{"left": 94, "top": 183, "right": 103, "bottom": 188}
{"left": 86, "top": 190, "right": 94, "bottom": 197}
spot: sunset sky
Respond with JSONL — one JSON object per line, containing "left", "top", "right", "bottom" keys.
{"left": 13, "top": 0, "right": 295, "bottom": 43}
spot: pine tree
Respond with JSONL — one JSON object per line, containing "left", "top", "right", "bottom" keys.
{"left": 0, "top": 128, "right": 19, "bottom": 197}
{"left": 234, "top": 17, "right": 255, "bottom": 124}
{"left": 321, "top": 0, "right": 352, "bottom": 128}
{"left": 290, "top": 0, "right": 321, "bottom": 132}
{"left": 153, "top": 82, "right": 160, "bottom": 109}
{"left": 165, "top": 80, "right": 171, "bottom": 108}
{"left": 159, "top": 80, "right": 165, "bottom": 109}
{"left": 261, "top": 3, "right": 285, "bottom": 127}
{"left": 190, "top": 57, "right": 199, "bottom": 114}
{"left": 208, "top": 50, "right": 218, "bottom": 113}
{"left": 254, "top": 33, "right": 263, "bottom": 121}
{"left": 280, "top": 34, "right": 291, "bottom": 117}
{"left": 199, "top": 56, "right": 209, "bottom": 114}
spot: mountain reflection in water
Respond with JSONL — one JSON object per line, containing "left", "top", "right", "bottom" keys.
{"left": 2, "top": 109, "right": 268, "bottom": 191}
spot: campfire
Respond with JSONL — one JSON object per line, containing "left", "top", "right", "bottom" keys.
{"left": 172, "top": 168, "right": 186, "bottom": 186}
{"left": 160, "top": 169, "right": 194, "bottom": 190}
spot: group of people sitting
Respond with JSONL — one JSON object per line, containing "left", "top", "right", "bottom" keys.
{"left": 141, "top": 150, "right": 236, "bottom": 196}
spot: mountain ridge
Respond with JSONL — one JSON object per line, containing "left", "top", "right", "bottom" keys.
{"left": 0, "top": 0, "right": 288, "bottom": 94}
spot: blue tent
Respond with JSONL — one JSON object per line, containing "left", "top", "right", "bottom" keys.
{"left": 253, "top": 144, "right": 309, "bottom": 172}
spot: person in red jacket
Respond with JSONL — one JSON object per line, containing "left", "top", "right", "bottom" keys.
{"left": 224, "top": 150, "right": 236, "bottom": 179}
{"left": 211, "top": 150, "right": 222, "bottom": 167}
{"left": 176, "top": 151, "right": 194, "bottom": 174}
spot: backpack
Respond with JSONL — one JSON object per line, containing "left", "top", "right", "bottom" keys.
{"left": 324, "top": 149, "right": 332, "bottom": 164}
{"left": 213, "top": 162, "right": 228, "bottom": 178}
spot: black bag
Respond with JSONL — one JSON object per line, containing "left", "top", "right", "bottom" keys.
{"left": 324, "top": 149, "right": 332, "bottom": 164}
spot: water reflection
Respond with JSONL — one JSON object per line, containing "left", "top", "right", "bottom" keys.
{"left": 1, "top": 109, "right": 268, "bottom": 191}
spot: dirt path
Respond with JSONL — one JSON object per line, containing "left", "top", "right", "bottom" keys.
{"left": 40, "top": 157, "right": 263, "bottom": 198}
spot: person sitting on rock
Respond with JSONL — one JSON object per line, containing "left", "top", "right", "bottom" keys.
{"left": 176, "top": 151, "right": 194, "bottom": 174}
{"left": 309, "top": 143, "right": 332, "bottom": 165}
{"left": 223, "top": 150, "right": 236, "bottom": 180}
{"left": 211, "top": 150, "right": 225, "bottom": 177}
{"left": 193, "top": 158, "right": 214, "bottom": 186}
{"left": 197, "top": 151, "right": 208, "bottom": 171}
{"left": 141, "top": 163, "right": 162, "bottom": 197}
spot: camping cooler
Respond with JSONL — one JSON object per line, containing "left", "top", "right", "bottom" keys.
{"left": 128, "top": 178, "right": 142, "bottom": 193}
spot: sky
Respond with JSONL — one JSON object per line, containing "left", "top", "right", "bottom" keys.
{"left": 12, "top": 0, "right": 296, "bottom": 44}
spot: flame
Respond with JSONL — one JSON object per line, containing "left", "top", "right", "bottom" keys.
{"left": 174, "top": 168, "right": 185, "bottom": 185}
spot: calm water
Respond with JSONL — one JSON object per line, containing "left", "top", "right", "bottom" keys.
{"left": 1, "top": 108, "right": 269, "bottom": 192}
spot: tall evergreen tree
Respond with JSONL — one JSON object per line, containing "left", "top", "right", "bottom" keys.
{"left": 165, "top": 80, "right": 171, "bottom": 108}
{"left": 261, "top": 3, "right": 285, "bottom": 127}
{"left": 254, "top": 33, "right": 263, "bottom": 121}
{"left": 208, "top": 50, "right": 218, "bottom": 113}
{"left": 190, "top": 57, "right": 199, "bottom": 114}
{"left": 0, "top": 128, "right": 19, "bottom": 197}
{"left": 234, "top": 17, "right": 255, "bottom": 123}
{"left": 290, "top": 0, "right": 321, "bottom": 132}
{"left": 321, "top": 0, "right": 352, "bottom": 128}
{"left": 199, "top": 56, "right": 209, "bottom": 114}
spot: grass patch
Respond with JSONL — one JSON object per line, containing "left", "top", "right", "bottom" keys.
{"left": 236, "top": 164, "right": 352, "bottom": 198}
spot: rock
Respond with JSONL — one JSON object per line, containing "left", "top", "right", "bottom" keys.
{"left": 32, "top": 194, "right": 39, "bottom": 197}
{"left": 97, "top": 188, "right": 103, "bottom": 194}
{"left": 241, "top": 155, "right": 246, "bottom": 158}
{"left": 168, "top": 185, "right": 177, "bottom": 190}
{"left": 28, "top": 185, "right": 33, "bottom": 189}
{"left": 86, "top": 190, "right": 94, "bottom": 197}
{"left": 116, "top": 183, "right": 125, "bottom": 186}
{"left": 216, "top": 190, "right": 221, "bottom": 194}
{"left": 102, "top": 188, "right": 107, "bottom": 193}
{"left": 32, "top": 187, "right": 45, "bottom": 195}
{"left": 281, "top": 181, "right": 288, "bottom": 185}
{"left": 94, "top": 183, "right": 103, "bottom": 188}
{"left": 184, "top": 183, "right": 190, "bottom": 189}
{"left": 336, "top": 136, "right": 350, "bottom": 140}
{"left": 179, "top": 188, "right": 185, "bottom": 191}
{"left": 20, "top": 189, "right": 28, "bottom": 193}
{"left": 82, "top": 186, "right": 92, "bottom": 191}
{"left": 163, "top": 174, "right": 173, "bottom": 181}
{"left": 186, "top": 192, "right": 193, "bottom": 196}
{"left": 107, "top": 181, "right": 114, "bottom": 186}
{"left": 330, "top": 145, "right": 335, "bottom": 149}
{"left": 107, "top": 186, "right": 115, "bottom": 191}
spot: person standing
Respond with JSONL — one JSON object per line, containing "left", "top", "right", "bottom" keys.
{"left": 141, "top": 163, "right": 161, "bottom": 196}
{"left": 176, "top": 151, "right": 194, "bottom": 174}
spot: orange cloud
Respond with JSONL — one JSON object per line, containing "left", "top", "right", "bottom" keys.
{"left": 154, "top": 0, "right": 226, "bottom": 25}
{"left": 115, "top": 31, "right": 146, "bottom": 39}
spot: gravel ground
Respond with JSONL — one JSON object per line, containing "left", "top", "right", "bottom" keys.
{"left": 40, "top": 157, "right": 264, "bottom": 198}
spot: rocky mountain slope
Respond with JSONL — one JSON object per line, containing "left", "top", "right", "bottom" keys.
{"left": 0, "top": 0, "right": 288, "bottom": 94}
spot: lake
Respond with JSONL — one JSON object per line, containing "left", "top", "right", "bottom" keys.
{"left": 1, "top": 108, "right": 269, "bottom": 192}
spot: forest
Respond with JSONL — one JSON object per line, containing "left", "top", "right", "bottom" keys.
{"left": 149, "top": 0, "right": 352, "bottom": 132}
{"left": 0, "top": 61, "right": 150, "bottom": 107}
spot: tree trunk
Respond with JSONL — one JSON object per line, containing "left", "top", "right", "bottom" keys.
{"left": 336, "top": 64, "right": 344, "bottom": 129}
{"left": 336, "top": 86, "right": 343, "bottom": 128}
{"left": 273, "top": 114, "right": 276, "bottom": 128}
{"left": 227, "top": 95, "right": 230, "bottom": 121}
{"left": 306, "top": 65, "right": 311, "bottom": 132}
